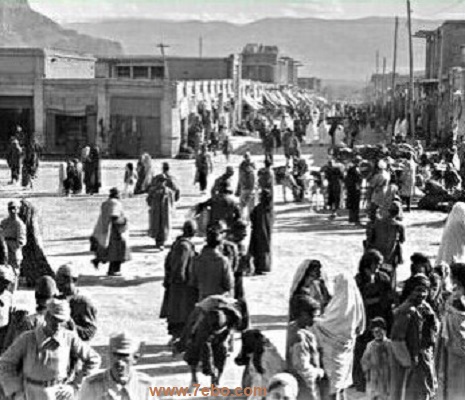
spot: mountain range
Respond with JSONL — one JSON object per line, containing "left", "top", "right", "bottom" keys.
{"left": 66, "top": 16, "right": 443, "bottom": 81}
{"left": 0, "top": 0, "right": 122, "bottom": 57}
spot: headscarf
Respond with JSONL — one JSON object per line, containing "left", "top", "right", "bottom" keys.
{"left": 314, "top": 272, "right": 366, "bottom": 342}
{"left": 290, "top": 259, "right": 323, "bottom": 297}
{"left": 437, "top": 202, "right": 465, "bottom": 265}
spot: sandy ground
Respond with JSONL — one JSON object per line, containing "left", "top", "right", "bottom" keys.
{"left": 3, "top": 130, "right": 446, "bottom": 399}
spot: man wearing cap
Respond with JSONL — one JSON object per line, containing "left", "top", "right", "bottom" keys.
{"left": 79, "top": 332, "right": 152, "bottom": 399}
{"left": 0, "top": 299, "right": 100, "bottom": 400}
{"left": 0, "top": 201, "right": 26, "bottom": 277}
{"left": 190, "top": 222, "right": 234, "bottom": 301}
{"left": 56, "top": 264, "right": 98, "bottom": 342}
{"left": 345, "top": 155, "right": 363, "bottom": 224}
{"left": 390, "top": 274, "right": 438, "bottom": 400}
{"left": 211, "top": 166, "right": 234, "bottom": 197}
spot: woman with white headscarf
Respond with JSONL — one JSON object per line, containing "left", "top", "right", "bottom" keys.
{"left": 437, "top": 202, "right": 465, "bottom": 266}
{"left": 312, "top": 273, "right": 366, "bottom": 400}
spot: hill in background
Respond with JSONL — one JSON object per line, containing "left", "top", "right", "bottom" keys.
{"left": 66, "top": 16, "right": 441, "bottom": 81}
{"left": 0, "top": 0, "right": 122, "bottom": 56}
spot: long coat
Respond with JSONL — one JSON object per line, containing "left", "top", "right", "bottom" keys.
{"left": 147, "top": 184, "right": 174, "bottom": 243}
{"left": 249, "top": 202, "right": 274, "bottom": 273}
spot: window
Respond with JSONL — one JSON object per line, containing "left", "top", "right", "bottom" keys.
{"left": 116, "top": 66, "right": 131, "bottom": 78}
{"left": 151, "top": 66, "right": 164, "bottom": 79}
{"left": 133, "top": 66, "right": 149, "bottom": 79}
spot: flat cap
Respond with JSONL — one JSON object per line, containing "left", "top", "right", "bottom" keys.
{"left": 0, "top": 265, "right": 15, "bottom": 283}
{"left": 47, "top": 299, "right": 71, "bottom": 321}
{"left": 110, "top": 332, "right": 140, "bottom": 355}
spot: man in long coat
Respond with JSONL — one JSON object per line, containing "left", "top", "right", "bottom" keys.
{"left": 147, "top": 175, "right": 175, "bottom": 250}
{"left": 345, "top": 156, "right": 363, "bottom": 224}
{"left": 160, "top": 220, "right": 198, "bottom": 342}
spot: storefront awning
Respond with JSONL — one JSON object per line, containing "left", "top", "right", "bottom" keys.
{"left": 243, "top": 95, "right": 261, "bottom": 110}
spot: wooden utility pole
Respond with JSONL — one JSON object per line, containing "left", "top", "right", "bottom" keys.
{"left": 382, "top": 56, "right": 387, "bottom": 104}
{"left": 391, "top": 16, "right": 399, "bottom": 134}
{"left": 375, "top": 50, "right": 380, "bottom": 100}
{"left": 157, "top": 40, "right": 170, "bottom": 80}
{"left": 407, "top": 0, "right": 416, "bottom": 139}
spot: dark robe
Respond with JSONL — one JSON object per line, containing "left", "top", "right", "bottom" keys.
{"left": 18, "top": 200, "right": 54, "bottom": 287}
{"left": 160, "top": 236, "right": 198, "bottom": 338}
{"left": 345, "top": 165, "right": 362, "bottom": 222}
{"left": 84, "top": 146, "right": 102, "bottom": 194}
{"left": 249, "top": 201, "right": 274, "bottom": 274}
{"left": 21, "top": 143, "right": 39, "bottom": 188}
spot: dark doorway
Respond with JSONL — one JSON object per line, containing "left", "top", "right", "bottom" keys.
{"left": 55, "top": 115, "right": 88, "bottom": 156}
{"left": 0, "top": 108, "right": 32, "bottom": 152}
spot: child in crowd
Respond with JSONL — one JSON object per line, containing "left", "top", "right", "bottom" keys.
{"left": 286, "top": 294, "right": 324, "bottom": 400}
{"left": 124, "top": 162, "right": 138, "bottom": 197}
{"left": 361, "top": 317, "right": 392, "bottom": 400}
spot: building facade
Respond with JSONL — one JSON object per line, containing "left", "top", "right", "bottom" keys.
{"left": 298, "top": 77, "right": 322, "bottom": 92}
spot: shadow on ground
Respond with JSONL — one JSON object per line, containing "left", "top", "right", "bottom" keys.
{"left": 78, "top": 275, "right": 163, "bottom": 288}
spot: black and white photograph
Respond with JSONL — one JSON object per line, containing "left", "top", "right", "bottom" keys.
{"left": 0, "top": 0, "right": 464, "bottom": 399}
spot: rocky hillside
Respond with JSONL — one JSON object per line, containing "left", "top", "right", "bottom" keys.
{"left": 0, "top": 0, "right": 122, "bottom": 56}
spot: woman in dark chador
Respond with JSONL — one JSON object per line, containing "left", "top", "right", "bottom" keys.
{"left": 249, "top": 189, "right": 274, "bottom": 275}
{"left": 21, "top": 138, "right": 40, "bottom": 189}
{"left": 18, "top": 199, "right": 55, "bottom": 287}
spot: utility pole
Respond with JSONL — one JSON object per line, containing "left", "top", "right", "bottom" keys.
{"left": 375, "top": 50, "right": 380, "bottom": 100}
{"left": 407, "top": 0, "right": 416, "bottom": 140}
{"left": 199, "top": 36, "right": 203, "bottom": 58}
{"left": 382, "top": 56, "right": 387, "bottom": 104}
{"left": 157, "top": 40, "right": 170, "bottom": 81}
{"left": 391, "top": 16, "right": 399, "bottom": 135}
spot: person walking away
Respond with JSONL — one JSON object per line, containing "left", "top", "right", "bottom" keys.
{"left": 146, "top": 175, "right": 175, "bottom": 250}
{"left": 160, "top": 220, "right": 198, "bottom": 345}
{"left": 322, "top": 159, "right": 344, "bottom": 219}
{"left": 353, "top": 250, "right": 394, "bottom": 393}
{"left": 286, "top": 295, "right": 325, "bottom": 400}
{"left": 195, "top": 144, "right": 213, "bottom": 194}
{"left": 249, "top": 190, "right": 274, "bottom": 275}
{"left": 91, "top": 188, "right": 131, "bottom": 276}
{"left": 222, "top": 135, "right": 233, "bottom": 163}
{"left": 21, "top": 137, "right": 40, "bottom": 190}
{"left": 390, "top": 274, "right": 438, "bottom": 400}
{"left": 84, "top": 145, "right": 101, "bottom": 195}
{"left": 0, "top": 299, "right": 101, "bottom": 400}
{"left": 271, "top": 124, "right": 282, "bottom": 149}
{"left": 365, "top": 202, "right": 405, "bottom": 288}
{"left": 263, "top": 131, "right": 275, "bottom": 164}
{"left": 55, "top": 264, "right": 98, "bottom": 342}
{"left": 190, "top": 222, "right": 234, "bottom": 301}
{"left": 236, "top": 152, "right": 257, "bottom": 222}
{"left": 436, "top": 263, "right": 465, "bottom": 400}
{"left": 0, "top": 201, "right": 26, "bottom": 288}
{"left": 123, "top": 162, "right": 138, "bottom": 198}
{"left": 345, "top": 156, "right": 363, "bottom": 224}
{"left": 258, "top": 157, "right": 275, "bottom": 200}
{"left": 400, "top": 152, "right": 417, "bottom": 212}
{"left": 79, "top": 332, "right": 152, "bottom": 400}
{"left": 18, "top": 199, "right": 54, "bottom": 288}
{"left": 63, "top": 160, "right": 78, "bottom": 196}
{"left": 6, "top": 138, "right": 22, "bottom": 186}
{"left": 360, "top": 317, "right": 392, "bottom": 400}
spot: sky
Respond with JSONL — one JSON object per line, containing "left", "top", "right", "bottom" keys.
{"left": 28, "top": 0, "right": 465, "bottom": 24}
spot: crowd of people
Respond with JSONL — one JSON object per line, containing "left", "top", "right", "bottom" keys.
{"left": 1, "top": 108, "right": 465, "bottom": 400}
